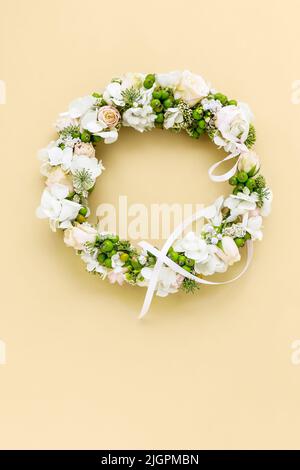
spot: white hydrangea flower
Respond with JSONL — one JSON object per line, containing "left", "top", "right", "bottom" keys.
{"left": 122, "top": 105, "right": 156, "bottom": 132}
{"left": 173, "top": 232, "right": 209, "bottom": 262}
{"left": 81, "top": 252, "right": 108, "bottom": 278}
{"left": 36, "top": 184, "right": 81, "bottom": 228}
{"left": 224, "top": 189, "right": 258, "bottom": 222}
{"left": 140, "top": 266, "right": 179, "bottom": 297}
{"left": 163, "top": 107, "right": 184, "bottom": 129}
{"left": 194, "top": 244, "right": 227, "bottom": 276}
{"left": 67, "top": 95, "right": 96, "bottom": 118}
{"left": 38, "top": 143, "right": 73, "bottom": 171}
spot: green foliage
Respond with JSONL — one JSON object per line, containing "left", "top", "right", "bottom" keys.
{"left": 121, "top": 87, "right": 141, "bottom": 108}
{"left": 245, "top": 124, "right": 256, "bottom": 148}
{"left": 181, "top": 278, "right": 200, "bottom": 294}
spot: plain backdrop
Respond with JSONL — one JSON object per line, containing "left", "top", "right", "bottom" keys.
{"left": 0, "top": 0, "right": 300, "bottom": 450}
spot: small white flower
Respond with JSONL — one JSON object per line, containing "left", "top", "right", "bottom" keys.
{"left": 36, "top": 184, "right": 81, "bottom": 226}
{"left": 103, "top": 82, "right": 125, "bottom": 106}
{"left": 140, "top": 266, "right": 179, "bottom": 297}
{"left": 81, "top": 251, "right": 107, "bottom": 277}
{"left": 173, "top": 232, "right": 209, "bottom": 262}
{"left": 39, "top": 143, "right": 73, "bottom": 170}
{"left": 70, "top": 156, "right": 104, "bottom": 180}
{"left": 194, "top": 245, "right": 227, "bottom": 276}
{"left": 243, "top": 214, "right": 263, "bottom": 240}
{"left": 201, "top": 98, "right": 222, "bottom": 113}
{"left": 98, "top": 129, "right": 119, "bottom": 144}
{"left": 163, "top": 107, "right": 184, "bottom": 129}
{"left": 55, "top": 114, "right": 79, "bottom": 132}
{"left": 123, "top": 105, "right": 156, "bottom": 132}
{"left": 67, "top": 95, "right": 96, "bottom": 118}
{"left": 111, "top": 253, "right": 125, "bottom": 272}
{"left": 138, "top": 254, "right": 147, "bottom": 266}
{"left": 224, "top": 190, "right": 258, "bottom": 222}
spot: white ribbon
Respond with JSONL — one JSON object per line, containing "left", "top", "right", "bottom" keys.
{"left": 208, "top": 152, "right": 241, "bottom": 182}
{"left": 138, "top": 205, "right": 254, "bottom": 319}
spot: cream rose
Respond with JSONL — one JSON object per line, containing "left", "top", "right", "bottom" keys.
{"left": 98, "top": 106, "right": 120, "bottom": 129}
{"left": 74, "top": 142, "right": 95, "bottom": 158}
{"left": 238, "top": 151, "right": 260, "bottom": 175}
{"left": 174, "top": 70, "right": 209, "bottom": 107}
{"left": 64, "top": 224, "right": 97, "bottom": 251}
{"left": 46, "top": 167, "right": 73, "bottom": 192}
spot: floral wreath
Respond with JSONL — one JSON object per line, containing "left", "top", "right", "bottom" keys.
{"left": 37, "top": 71, "right": 272, "bottom": 318}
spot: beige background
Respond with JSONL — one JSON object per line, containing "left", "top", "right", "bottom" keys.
{"left": 0, "top": 0, "right": 300, "bottom": 450}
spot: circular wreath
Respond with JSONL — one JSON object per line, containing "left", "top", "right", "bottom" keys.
{"left": 37, "top": 71, "right": 272, "bottom": 315}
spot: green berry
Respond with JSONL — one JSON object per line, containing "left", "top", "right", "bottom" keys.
{"left": 160, "top": 89, "right": 169, "bottom": 100}
{"left": 169, "top": 251, "right": 179, "bottom": 263}
{"left": 76, "top": 214, "right": 86, "bottom": 224}
{"left": 81, "top": 131, "right": 91, "bottom": 143}
{"left": 101, "top": 239, "right": 114, "bottom": 253}
{"left": 214, "top": 93, "right": 228, "bottom": 105}
{"left": 198, "top": 119, "right": 206, "bottom": 129}
{"left": 92, "top": 135, "right": 102, "bottom": 143}
{"left": 192, "top": 108, "right": 203, "bottom": 120}
{"left": 120, "top": 253, "right": 129, "bottom": 263}
{"left": 152, "top": 89, "right": 162, "bottom": 100}
{"left": 110, "top": 235, "right": 119, "bottom": 243}
{"left": 79, "top": 207, "right": 88, "bottom": 216}
{"left": 107, "top": 249, "right": 117, "bottom": 258}
{"left": 151, "top": 99, "right": 163, "bottom": 112}
{"left": 244, "top": 232, "right": 251, "bottom": 240}
{"left": 228, "top": 99, "right": 237, "bottom": 106}
{"left": 190, "top": 130, "right": 199, "bottom": 139}
{"left": 104, "top": 258, "right": 112, "bottom": 268}
{"left": 246, "top": 178, "right": 256, "bottom": 191}
{"left": 178, "top": 255, "right": 186, "bottom": 266}
{"left": 229, "top": 176, "right": 238, "bottom": 186}
{"left": 197, "top": 128, "right": 205, "bottom": 136}
{"left": 144, "top": 74, "right": 155, "bottom": 89}
{"left": 185, "top": 258, "right": 195, "bottom": 267}
{"left": 182, "top": 265, "right": 192, "bottom": 272}
{"left": 97, "top": 253, "right": 106, "bottom": 264}
{"left": 234, "top": 238, "right": 245, "bottom": 248}
{"left": 155, "top": 113, "right": 164, "bottom": 123}
{"left": 131, "top": 258, "right": 141, "bottom": 270}
{"left": 237, "top": 171, "right": 248, "bottom": 183}
{"left": 163, "top": 98, "right": 173, "bottom": 109}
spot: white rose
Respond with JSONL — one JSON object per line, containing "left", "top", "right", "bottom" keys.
{"left": 174, "top": 70, "right": 209, "bottom": 107}
{"left": 163, "top": 108, "right": 184, "bottom": 129}
{"left": 215, "top": 103, "right": 253, "bottom": 145}
{"left": 122, "top": 105, "right": 156, "bottom": 132}
{"left": 238, "top": 151, "right": 260, "bottom": 174}
{"left": 64, "top": 223, "right": 97, "bottom": 250}
{"left": 46, "top": 167, "right": 73, "bottom": 192}
{"left": 156, "top": 71, "right": 182, "bottom": 89}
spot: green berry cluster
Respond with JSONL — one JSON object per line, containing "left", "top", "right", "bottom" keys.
{"left": 212, "top": 92, "right": 237, "bottom": 107}
{"left": 229, "top": 171, "right": 266, "bottom": 195}
{"left": 150, "top": 86, "right": 175, "bottom": 125}
{"left": 233, "top": 231, "right": 251, "bottom": 248}
{"left": 167, "top": 247, "right": 195, "bottom": 273}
